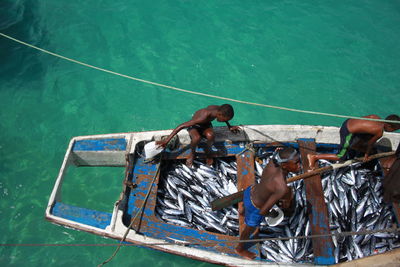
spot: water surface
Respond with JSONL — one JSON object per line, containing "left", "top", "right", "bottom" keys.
{"left": 1, "top": 1, "right": 400, "bottom": 266}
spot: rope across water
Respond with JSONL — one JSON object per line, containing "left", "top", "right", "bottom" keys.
{"left": 1, "top": 32, "right": 399, "bottom": 124}
{"left": 2, "top": 32, "right": 400, "bottom": 264}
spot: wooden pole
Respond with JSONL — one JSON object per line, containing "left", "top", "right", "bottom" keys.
{"left": 297, "top": 139, "right": 335, "bottom": 265}
{"left": 211, "top": 151, "right": 395, "bottom": 211}
{"left": 286, "top": 151, "right": 395, "bottom": 184}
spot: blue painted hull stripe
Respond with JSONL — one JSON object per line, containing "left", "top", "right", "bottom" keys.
{"left": 315, "top": 256, "right": 336, "bottom": 265}
{"left": 52, "top": 202, "right": 112, "bottom": 229}
{"left": 73, "top": 138, "right": 127, "bottom": 151}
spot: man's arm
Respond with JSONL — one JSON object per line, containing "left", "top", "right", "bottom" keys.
{"left": 278, "top": 188, "right": 293, "bottom": 210}
{"left": 157, "top": 120, "right": 198, "bottom": 147}
{"left": 259, "top": 191, "right": 285, "bottom": 216}
{"left": 364, "top": 132, "right": 383, "bottom": 160}
{"left": 350, "top": 117, "right": 383, "bottom": 160}
{"left": 225, "top": 121, "right": 240, "bottom": 133}
{"left": 157, "top": 111, "right": 210, "bottom": 148}
{"left": 158, "top": 122, "right": 188, "bottom": 147}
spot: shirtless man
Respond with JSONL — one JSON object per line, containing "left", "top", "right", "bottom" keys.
{"left": 381, "top": 143, "right": 400, "bottom": 203}
{"left": 307, "top": 114, "right": 400, "bottom": 169}
{"left": 156, "top": 104, "right": 240, "bottom": 167}
{"left": 235, "top": 147, "right": 300, "bottom": 259}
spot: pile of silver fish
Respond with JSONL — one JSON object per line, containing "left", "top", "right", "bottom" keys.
{"left": 156, "top": 158, "right": 241, "bottom": 235}
{"left": 259, "top": 153, "right": 400, "bottom": 263}
{"left": 319, "top": 160, "right": 400, "bottom": 263}
{"left": 156, "top": 147, "right": 399, "bottom": 264}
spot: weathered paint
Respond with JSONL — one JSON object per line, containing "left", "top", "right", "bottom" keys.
{"left": 73, "top": 138, "right": 127, "bottom": 151}
{"left": 142, "top": 219, "right": 239, "bottom": 256}
{"left": 298, "top": 139, "right": 335, "bottom": 265}
{"left": 236, "top": 150, "right": 259, "bottom": 259}
{"left": 124, "top": 156, "right": 159, "bottom": 223}
{"left": 124, "top": 152, "right": 240, "bottom": 257}
{"left": 51, "top": 202, "right": 112, "bottom": 229}
{"left": 333, "top": 248, "right": 400, "bottom": 267}
{"left": 253, "top": 142, "right": 339, "bottom": 155}
{"left": 162, "top": 141, "right": 246, "bottom": 160}
{"left": 45, "top": 126, "right": 400, "bottom": 266}
{"left": 236, "top": 151, "right": 255, "bottom": 230}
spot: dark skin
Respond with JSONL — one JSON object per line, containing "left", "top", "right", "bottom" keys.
{"left": 380, "top": 144, "right": 400, "bottom": 173}
{"left": 307, "top": 115, "right": 400, "bottom": 169}
{"left": 235, "top": 156, "right": 301, "bottom": 259}
{"left": 156, "top": 105, "right": 240, "bottom": 167}
{"left": 380, "top": 155, "right": 397, "bottom": 173}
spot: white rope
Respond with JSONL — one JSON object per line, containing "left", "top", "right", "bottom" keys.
{"left": 1, "top": 32, "right": 399, "bottom": 124}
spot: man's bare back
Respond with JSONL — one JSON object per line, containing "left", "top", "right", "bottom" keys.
{"left": 251, "top": 161, "right": 288, "bottom": 211}
{"left": 235, "top": 147, "right": 300, "bottom": 260}
{"left": 190, "top": 105, "right": 221, "bottom": 124}
{"left": 307, "top": 114, "right": 400, "bottom": 168}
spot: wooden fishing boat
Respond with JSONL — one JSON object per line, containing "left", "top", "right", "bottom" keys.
{"left": 45, "top": 125, "right": 400, "bottom": 266}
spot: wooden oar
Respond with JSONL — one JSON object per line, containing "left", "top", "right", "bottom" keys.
{"left": 211, "top": 151, "right": 395, "bottom": 211}
{"left": 211, "top": 190, "right": 244, "bottom": 211}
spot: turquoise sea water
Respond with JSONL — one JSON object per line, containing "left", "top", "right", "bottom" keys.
{"left": 1, "top": 1, "right": 400, "bottom": 266}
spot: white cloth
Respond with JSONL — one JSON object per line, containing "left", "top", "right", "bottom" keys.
{"left": 144, "top": 141, "right": 163, "bottom": 160}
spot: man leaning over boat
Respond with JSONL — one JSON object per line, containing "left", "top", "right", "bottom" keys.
{"left": 307, "top": 114, "right": 400, "bottom": 169}
{"left": 156, "top": 104, "right": 241, "bottom": 167}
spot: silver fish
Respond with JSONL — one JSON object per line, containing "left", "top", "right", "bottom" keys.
{"left": 164, "top": 209, "right": 184, "bottom": 216}
{"left": 277, "top": 239, "right": 294, "bottom": 258}
{"left": 177, "top": 187, "right": 195, "bottom": 200}
{"left": 164, "top": 199, "right": 179, "bottom": 210}
{"left": 177, "top": 192, "right": 184, "bottom": 211}
{"left": 165, "top": 218, "right": 191, "bottom": 227}
{"left": 193, "top": 171, "right": 205, "bottom": 182}
{"left": 181, "top": 164, "right": 194, "bottom": 176}
{"left": 165, "top": 182, "right": 177, "bottom": 199}
{"left": 209, "top": 221, "right": 226, "bottom": 233}
{"left": 195, "top": 194, "right": 209, "bottom": 208}
{"left": 226, "top": 221, "right": 239, "bottom": 231}
{"left": 185, "top": 202, "right": 193, "bottom": 222}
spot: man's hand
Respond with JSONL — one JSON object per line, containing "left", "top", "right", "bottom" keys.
{"left": 229, "top": 126, "right": 241, "bottom": 134}
{"left": 266, "top": 209, "right": 279, "bottom": 218}
{"left": 363, "top": 153, "right": 370, "bottom": 162}
{"left": 156, "top": 140, "right": 168, "bottom": 148}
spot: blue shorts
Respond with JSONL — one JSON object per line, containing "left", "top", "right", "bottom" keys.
{"left": 243, "top": 186, "right": 264, "bottom": 227}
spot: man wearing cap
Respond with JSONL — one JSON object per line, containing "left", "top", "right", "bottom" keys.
{"left": 235, "top": 147, "right": 301, "bottom": 260}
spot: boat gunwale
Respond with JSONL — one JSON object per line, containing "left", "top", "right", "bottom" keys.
{"left": 44, "top": 124, "right": 400, "bottom": 266}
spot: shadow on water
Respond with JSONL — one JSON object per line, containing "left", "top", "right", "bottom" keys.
{"left": 0, "top": 0, "right": 48, "bottom": 83}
